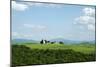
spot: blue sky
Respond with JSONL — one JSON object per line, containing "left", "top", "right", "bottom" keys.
{"left": 12, "top": 1, "right": 95, "bottom": 41}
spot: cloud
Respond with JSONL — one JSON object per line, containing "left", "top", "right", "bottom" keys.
{"left": 83, "top": 7, "right": 95, "bottom": 17}
{"left": 12, "top": 1, "right": 28, "bottom": 11}
{"left": 23, "top": 24, "right": 47, "bottom": 32}
{"left": 12, "top": 32, "right": 33, "bottom": 38}
{"left": 12, "top": 1, "right": 62, "bottom": 11}
{"left": 23, "top": 2, "right": 61, "bottom": 8}
{"left": 12, "top": 32, "right": 21, "bottom": 38}
{"left": 87, "top": 24, "right": 95, "bottom": 31}
{"left": 12, "top": 32, "right": 19, "bottom": 36}
{"left": 45, "top": 3, "right": 61, "bottom": 8}
{"left": 12, "top": 24, "right": 47, "bottom": 39}
{"left": 74, "top": 7, "right": 95, "bottom": 31}
{"left": 24, "top": 2, "right": 44, "bottom": 6}
{"left": 21, "top": 34, "right": 33, "bottom": 38}
{"left": 75, "top": 15, "right": 95, "bottom": 25}
{"left": 23, "top": 24, "right": 35, "bottom": 28}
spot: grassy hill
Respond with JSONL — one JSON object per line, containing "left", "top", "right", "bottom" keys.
{"left": 11, "top": 43, "right": 96, "bottom": 66}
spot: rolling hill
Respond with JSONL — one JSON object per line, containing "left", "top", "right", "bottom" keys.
{"left": 12, "top": 38, "right": 95, "bottom": 44}
{"left": 12, "top": 39, "right": 38, "bottom": 44}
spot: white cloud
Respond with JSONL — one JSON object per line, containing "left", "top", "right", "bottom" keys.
{"left": 12, "top": 24, "right": 47, "bottom": 39}
{"left": 23, "top": 24, "right": 47, "bottom": 32}
{"left": 23, "top": 2, "right": 61, "bottom": 8}
{"left": 75, "top": 15, "right": 95, "bottom": 25}
{"left": 21, "top": 34, "right": 33, "bottom": 38}
{"left": 12, "top": 32, "right": 19, "bottom": 36}
{"left": 24, "top": 2, "right": 44, "bottom": 6}
{"left": 83, "top": 7, "right": 95, "bottom": 17}
{"left": 12, "top": 1, "right": 28, "bottom": 11}
{"left": 87, "top": 24, "right": 95, "bottom": 31}
{"left": 12, "top": 1, "right": 62, "bottom": 11}
{"left": 23, "top": 24, "right": 35, "bottom": 28}
{"left": 23, "top": 24, "right": 46, "bottom": 29}
{"left": 41, "top": 3, "right": 61, "bottom": 8}
{"left": 74, "top": 7, "right": 95, "bottom": 31}
{"left": 12, "top": 32, "right": 33, "bottom": 39}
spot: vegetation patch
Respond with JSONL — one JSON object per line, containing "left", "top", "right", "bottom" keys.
{"left": 11, "top": 44, "right": 96, "bottom": 66}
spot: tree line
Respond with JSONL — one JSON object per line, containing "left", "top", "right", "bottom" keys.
{"left": 40, "top": 39, "right": 64, "bottom": 44}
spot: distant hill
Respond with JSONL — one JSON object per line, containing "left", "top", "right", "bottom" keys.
{"left": 49, "top": 38, "right": 95, "bottom": 44}
{"left": 49, "top": 38, "right": 81, "bottom": 44}
{"left": 12, "top": 39, "right": 38, "bottom": 44}
{"left": 12, "top": 38, "right": 95, "bottom": 44}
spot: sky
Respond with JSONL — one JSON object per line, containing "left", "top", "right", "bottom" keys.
{"left": 12, "top": 1, "right": 96, "bottom": 41}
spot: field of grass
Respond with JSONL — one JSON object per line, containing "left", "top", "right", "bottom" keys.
{"left": 22, "top": 43, "right": 96, "bottom": 54}
{"left": 12, "top": 43, "right": 96, "bottom": 66}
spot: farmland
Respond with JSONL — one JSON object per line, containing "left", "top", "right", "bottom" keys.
{"left": 11, "top": 43, "right": 96, "bottom": 66}
{"left": 24, "top": 43, "right": 95, "bottom": 54}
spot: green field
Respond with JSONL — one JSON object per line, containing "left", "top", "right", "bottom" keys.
{"left": 23, "top": 43, "right": 95, "bottom": 54}
{"left": 12, "top": 43, "right": 96, "bottom": 66}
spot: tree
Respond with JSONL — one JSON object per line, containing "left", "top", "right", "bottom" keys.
{"left": 51, "top": 42, "right": 55, "bottom": 44}
{"left": 59, "top": 41, "right": 64, "bottom": 44}
{"left": 40, "top": 40, "right": 44, "bottom": 44}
